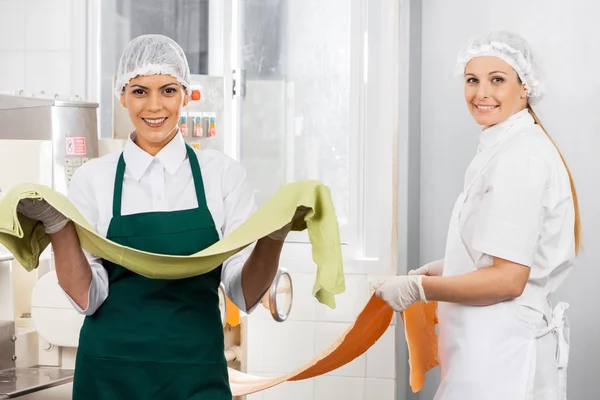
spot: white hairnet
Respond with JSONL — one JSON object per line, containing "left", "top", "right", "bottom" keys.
{"left": 114, "top": 34, "right": 191, "bottom": 98}
{"left": 455, "top": 31, "right": 543, "bottom": 104}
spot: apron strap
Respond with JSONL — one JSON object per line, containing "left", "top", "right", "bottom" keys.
{"left": 112, "top": 153, "right": 126, "bottom": 217}
{"left": 553, "top": 302, "right": 570, "bottom": 368}
{"left": 185, "top": 144, "right": 208, "bottom": 207}
{"left": 535, "top": 302, "right": 570, "bottom": 368}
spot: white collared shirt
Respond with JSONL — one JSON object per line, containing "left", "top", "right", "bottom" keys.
{"left": 65, "top": 132, "right": 255, "bottom": 315}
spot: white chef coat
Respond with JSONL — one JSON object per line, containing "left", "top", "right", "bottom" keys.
{"left": 63, "top": 132, "right": 256, "bottom": 316}
{"left": 461, "top": 108, "right": 575, "bottom": 322}
{"left": 434, "top": 108, "right": 575, "bottom": 399}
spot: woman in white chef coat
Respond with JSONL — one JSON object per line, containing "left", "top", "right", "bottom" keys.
{"left": 376, "top": 31, "right": 580, "bottom": 400}
{"left": 16, "top": 34, "right": 303, "bottom": 400}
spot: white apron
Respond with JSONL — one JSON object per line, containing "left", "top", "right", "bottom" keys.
{"left": 433, "top": 136, "right": 571, "bottom": 400}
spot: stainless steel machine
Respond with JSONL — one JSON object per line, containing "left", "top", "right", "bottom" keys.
{"left": 0, "top": 93, "right": 99, "bottom": 194}
{"left": 0, "top": 92, "right": 99, "bottom": 399}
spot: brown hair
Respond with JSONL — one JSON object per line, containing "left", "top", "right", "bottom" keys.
{"left": 527, "top": 104, "right": 582, "bottom": 254}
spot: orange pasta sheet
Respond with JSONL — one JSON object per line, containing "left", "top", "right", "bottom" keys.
{"left": 400, "top": 301, "right": 439, "bottom": 392}
{"left": 228, "top": 295, "right": 438, "bottom": 396}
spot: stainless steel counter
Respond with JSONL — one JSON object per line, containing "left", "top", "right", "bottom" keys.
{"left": 0, "top": 367, "right": 74, "bottom": 399}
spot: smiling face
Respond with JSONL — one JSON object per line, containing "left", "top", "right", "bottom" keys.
{"left": 463, "top": 56, "right": 528, "bottom": 129}
{"left": 120, "top": 74, "right": 189, "bottom": 153}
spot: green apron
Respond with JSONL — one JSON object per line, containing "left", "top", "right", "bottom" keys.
{"left": 72, "top": 144, "right": 231, "bottom": 400}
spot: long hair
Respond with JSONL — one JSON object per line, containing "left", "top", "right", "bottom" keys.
{"left": 526, "top": 104, "right": 582, "bottom": 254}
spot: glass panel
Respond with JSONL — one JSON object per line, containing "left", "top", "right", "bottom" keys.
{"left": 99, "top": 0, "right": 210, "bottom": 138}
{"left": 238, "top": 0, "right": 352, "bottom": 241}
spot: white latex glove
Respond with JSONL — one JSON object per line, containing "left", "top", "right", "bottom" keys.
{"left": 268, "top": 206, "right": 310, "bottom": 241}
{"left": 408, "top": 259, "right": 444, "bottom": 277}
{"left": 17, "top": 199, "right": 70, "bottom": 235}
{"left": 375, "top": 275, "right": 427, "bottom": 312}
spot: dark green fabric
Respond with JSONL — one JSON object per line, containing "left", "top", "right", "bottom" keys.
{"left": 72, "top": 144, "right": 231, "bottom": 400}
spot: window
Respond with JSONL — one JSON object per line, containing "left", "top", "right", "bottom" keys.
{"left": 234, "top": 0, "right": 353, "bottom": 244}
{"left": 232, "top": 0, "right": 398, "bottom": 274}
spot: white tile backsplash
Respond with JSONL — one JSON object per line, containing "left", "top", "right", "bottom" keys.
{"left": 366, "top": 327, "right": 396, "bottom": 379}
{"left": 24, "top": 51, "right": 72, "bottom": 95}
{"left": 248, "top": 319, "right": 316, "bottom": 373}
{"left": 286, "top": 272, "right": 317, "bottom": 322}
{"left": 25, "top": 0, "right": 73, "bottom": 51}
{"left": 365, "top": 378, "right": 395, "bottom": 400}
{"left": 314, "top": 274, "right": 369, "bottom": 323}
{"left": 0, "top": 51, "right": 26, "bottom": 91}
{"left": 246, "top": 374, "right": 314, "bottom": 400}
{"left": 246, "top": 391, "right": 264, "bottom": 400}
{"left": 246, "top": 270, "right": 397, "bottom": 399}
{"left": 247, "top": 316, "right": 267, "bottom": 372}
{"left": 314, "top": 322, "right": 365, "bottom": 377}
{"left": 0, "top": 0, "right": 25, "bottom": 51}
{"left": 314, "top": 376, "right": 365, "bottom": 400}
{"left": 263, "top": 379, "right": 314, "bottom": 400}
{"left": 0, "top": 1, "right": 81, "bottom": 96}
{"left": 70, "top": 0, "right": 87, "bottom": 97}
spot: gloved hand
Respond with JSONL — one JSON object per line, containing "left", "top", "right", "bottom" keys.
{"left": 268, "top": 206, "right": 310, "bottom": 241}
{"left": 408, "top": 259, "right": 444, "bottom": 276}
{"left": 17, "top": 199, "right": 70, "bottom": 235}
{"left": 375, "top": 275, "right": 427, "bottom": 312}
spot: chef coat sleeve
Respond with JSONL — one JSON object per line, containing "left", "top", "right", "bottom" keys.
{"left": 471, "top": 145, "right": 549, "bottom": 267}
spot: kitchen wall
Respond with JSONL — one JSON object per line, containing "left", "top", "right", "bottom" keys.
{"left": 0, "top": 0, "right": 86, "bottom": 98}
{"left": 0, "top": 1, "right": 400, "bottom": 399}
{"left": 418, "top": 0, "right": 600, "bottom": 398}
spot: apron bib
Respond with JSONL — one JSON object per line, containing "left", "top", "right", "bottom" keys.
{"left": 434, "top": 135, "right": 570, "bottom": 400}
{"left": 72, "top": 144, "right": 231, "bottom": 400}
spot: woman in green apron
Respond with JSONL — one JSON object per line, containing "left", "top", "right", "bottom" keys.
{"left": 16, "top": 34, "right": 302, "bottom": 399}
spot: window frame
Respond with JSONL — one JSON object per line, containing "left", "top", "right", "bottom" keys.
{"left": 88, "top": 0, "right": 399, "bottom": 275}
{"left": 228, "top": 0, "right": 399, "bottom": 275}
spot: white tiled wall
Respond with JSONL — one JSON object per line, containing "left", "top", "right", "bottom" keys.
{"left": 246, "top": 272, "right": 396, "bottom": 400}
{"left": 0, "top": 0, "right": 84, "bottom": 97}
